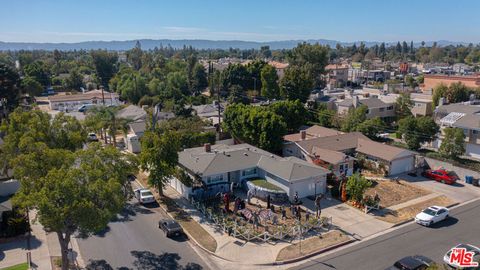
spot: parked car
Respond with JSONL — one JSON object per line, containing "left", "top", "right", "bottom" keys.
{"left": 87, "top": 133, "right": 98, "bottom": 142}
{"left": 443, "top": 244, "right": 480, "bottom": 269}
{"left": 134, "top": 188, "right": 155, "bottom": 204}
{"left": 385, "top": 255, "right": 434, "bottom": 270}
{"left": 415, "top": 206, "right": 449, "bottom": 226}
{"left": 78, "top": 104, "right": 96, "bottom": 112}
{"left": 158, "top": 219, "right": 183, "bottom": 237}
{"left": 422, "top": 169, "right": 458, "bottom": 184}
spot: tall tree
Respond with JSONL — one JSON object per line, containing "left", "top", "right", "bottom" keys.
{"left": 355, "top": 117, "right": 385, "bottom": 139}
{"left": 445, "top": 82, "right": 470, "bottom": 104}
{"left": 64, "top": 69, "right": 84, "bottom": 90}
{"left": 432, "top": 83, "right": 448, "bottom": 107}
{"left": 269, "top": 100, "right": 308, "bottom": 133}
{"left": 140, "top": 130, "right": 180, "bottom": 195}
{"left": 127, "top": 41, "right": 143, "bottom": 70}
{"left": 21, "top": 76, "right": 43, "bottom": 97}
{"left": 286, "top": 42, "right": 328, "bottom": 88}
{"left": 280, "top": 66, "right": 314, "bottom": 102}
{"left": 24, "top": 61, "right": 50, "bottom": 87}
{"left": 341, "top": 105, "right": 368, "bottom": 132}
{"left": 398, "top": 116, "right": 439, "bottom": 150}
{"left": 395, "top": 93, "right": 414, "bottom": 119}
{"left": 223, "top": 104, "right": 287, "bottom": 153}
{"left": 439, "top": 128, "right": 465, "bottom": 159}
{"left": 0, "top": 63, "right": 20, "bottom": 107}
{"left": 190, "top": 63, "right": 208, "bottom": 94}
{"left": 91, "top": 50, "right": 118, "bottom": 89}
{"left": 260, "top": 64, "right": 279, "bottom": 99}
{"left": 12, "top": 143, "right": 137, "bottom": 270}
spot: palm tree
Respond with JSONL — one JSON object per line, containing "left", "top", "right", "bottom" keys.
{"left": 86, "top": 106, "right": 131, "bottom": 147}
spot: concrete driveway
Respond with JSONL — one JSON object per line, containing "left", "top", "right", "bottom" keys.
{"left": 400, "top": 173, "right": 480, "bottom": 203}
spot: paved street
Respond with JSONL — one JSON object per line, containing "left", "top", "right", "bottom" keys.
{"left": 290, "top": 198, "right": 480, "bottom": 270}
{"left": 77, "top": 200, "right": 214, "bottom": 270}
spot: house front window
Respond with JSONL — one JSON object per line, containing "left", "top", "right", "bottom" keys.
{"left": 387, "top": 106, "right": 393, "bottom": 110}
{"left": 242, "top": 168, "right": 257, "bottom": 177}
{"left": 206, "top": 174, "right": 224, "bottom": 184}
{"left": 379, "top": 108, "right": 385, "bottom": 112}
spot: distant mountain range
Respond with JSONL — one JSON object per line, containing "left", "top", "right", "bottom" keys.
{"left": 0, "top": 39, "right": 472, "bottom": 51}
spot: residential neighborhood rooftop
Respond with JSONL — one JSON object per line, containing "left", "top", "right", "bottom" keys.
{"left": 178, "top": 143, "right": 329, "bottom": 181}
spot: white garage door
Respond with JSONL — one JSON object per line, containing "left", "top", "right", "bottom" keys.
{"left": 390, "top": 156, "right": 414, "bottom": 175}
{"left": 466, "top": 143, "right": 480, "bottom": 159}
{"left": 290, "top": 178, "right": 325, "bottom": 199}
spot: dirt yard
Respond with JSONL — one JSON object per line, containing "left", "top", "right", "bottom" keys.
{"left": 377, "top": 195, "right": 454, "bottom": 224}
{"left": 276, "top": 230, "right": 351, "bottom": 261}
{"left": 364, "top": 179, "right": 431, "bottom": 208}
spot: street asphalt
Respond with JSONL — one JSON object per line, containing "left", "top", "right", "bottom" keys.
{"left": 77, "top": 199, "right": 211, "bottom": 270}
{"left": 290, "top": 198, "right": 480, "bottom": 270}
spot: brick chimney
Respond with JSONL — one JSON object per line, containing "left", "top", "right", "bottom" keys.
{"left": 204, "top": 143, "right": 211, "bottom": 152}
{"left": 300, "top": 130, "right": 307, "bottom": 140}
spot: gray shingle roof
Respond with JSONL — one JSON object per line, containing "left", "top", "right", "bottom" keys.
{"left": 296, "top": 132, "right": 369, "bottom": 153}
{"left": 436, "top": 103, "right": 480, "bottom": 115}
{"left": 453, "top": 114, "right": 480, "bottom": 130}
{"left": 116, "top": 105, "right": 147, "bottom": 122}
{"left": 356, "top": 139, "right": 414, "bottom": 162}
{"left": 179, "top": 143, "right": 328, "bottom": 182}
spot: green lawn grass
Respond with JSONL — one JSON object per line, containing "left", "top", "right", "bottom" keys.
{"left": 249, "top": 179, "right": 283, "bottom": 191}
{"left": 1, "top": 263, "right": 29, "bottom": 270}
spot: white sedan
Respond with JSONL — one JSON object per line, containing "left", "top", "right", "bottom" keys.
{"left": 134, "top": 188, "right": 155, "bottom": 204}
{"left": 415, "top": 206, "right": 449, "bottom": 226}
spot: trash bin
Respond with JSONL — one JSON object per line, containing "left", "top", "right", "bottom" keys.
{"left": 472, "top": 178, "right": 479, "bottom": 187}
{"left": 465, "top": 176, "right": 473, "bottom": 184}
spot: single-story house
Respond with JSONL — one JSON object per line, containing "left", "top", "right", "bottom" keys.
{"left": 283, "top": 125, "right": 416, "bottom": 176}
{"left": 178, "top": 143, "right": 329, "bottom": 201}
{"left": 356, "top": 139, "right": 415, "bottom": 175}
{"left": 47, "top": 90, "right": 121, "bottom": 111}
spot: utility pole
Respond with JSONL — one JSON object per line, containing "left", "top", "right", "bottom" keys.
{"left": 217, "top": 70, "right": 222, "bottom": 137}
{"left": 101, "top": 84, "right": 105, "bottom": 105}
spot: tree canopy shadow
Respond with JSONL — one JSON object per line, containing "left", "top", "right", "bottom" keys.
{"left": 130, "top": 250, "right": 203, "bottom": 270}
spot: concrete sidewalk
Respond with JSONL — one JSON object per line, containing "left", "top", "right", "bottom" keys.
{"left": 300, "top": 197, "right": 392, "bottom": 239}
{"left": 0, "top": 211, "right": 51, "bottom": 270}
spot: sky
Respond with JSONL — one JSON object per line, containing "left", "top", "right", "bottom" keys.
{"left": 1, "top": 0, "right": 479, "bottom": 43}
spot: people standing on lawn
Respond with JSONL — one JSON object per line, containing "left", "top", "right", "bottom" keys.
{"left": 296, "top": 206, "right": 301, "bottom": 221}
{"left": 315, "top": 194, "right": 323, "bottom": 218}
{"left": 267, "top": 194, "right": 271, "bottom": 209}
{"left": 294, "top": 192, "right": 299, "bottom": 205}
{"left": 281, "top": 207, "right": 287, "bottom": 220}
{"left": 305, "top": 211, "right": 310, "bottom": 221}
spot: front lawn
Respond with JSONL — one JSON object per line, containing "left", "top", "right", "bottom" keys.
{"left": 377, "top": 195, "right": 454, "bottom": 224}
{"left": 276, "top": 230, "right": 351, "bottom": 261}
{"left": 0, "top": 263, "right": 29, "bottom": 270}
{"left": 249, "top": 179, "right": 283, "bottom": 191}
{"left": 364, "top": 179, "right": 431, "bottom": 208}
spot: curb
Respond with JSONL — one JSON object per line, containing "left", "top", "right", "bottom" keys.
{"left": 263, "top": 238, "right": 357, "bottom": 266}
{"left": 136, "top": 179, "right": 232, "bottom": 263}
{"left": 155, "top": 198, "right": 233, "bottom": 262}
{"left": 391, "top": 201, "right": 462, "bottom": 227}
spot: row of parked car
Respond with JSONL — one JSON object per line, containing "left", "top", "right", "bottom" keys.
{"left": 133, "top": 187, "right": 184, "bottom": 238}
